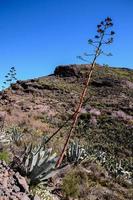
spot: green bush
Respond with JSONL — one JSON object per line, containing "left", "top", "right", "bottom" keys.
{"left": 0, "top": 151, "right": 10, "bottom": 163}
{"left": 62, "top": 168, "right": 89, "bottom": 198}
{"left": 62, "top": 170, "right": 80, "bottom": 198}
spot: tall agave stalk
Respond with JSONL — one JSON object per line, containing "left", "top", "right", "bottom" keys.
{"left": 56, "top": 17, "right": 115, "bottom": 167}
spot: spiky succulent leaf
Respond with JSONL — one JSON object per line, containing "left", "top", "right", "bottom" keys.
{"left": 20, "top": 143, "right": 58, "bottom": 185}
{"left": 67, "top": 141, "right": 87, "bottom": 164}
{"left": 10, "top": 127, "right": 24, "bottom": 145}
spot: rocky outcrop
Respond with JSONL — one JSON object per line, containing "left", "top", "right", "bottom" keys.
{"left": 0, "top": 160, "right": 40, "bottom": 200}
{"left": 91, "top": 77, "right": 121, "bottom": 87}
{"left": 11, "top": 80, "right": 59, "bottom": 94}
{"left": 54, "top": 65, "right": 81, "bottom": 77}
{"left": 0, "top": 160, "right": 29, "bottom": 199}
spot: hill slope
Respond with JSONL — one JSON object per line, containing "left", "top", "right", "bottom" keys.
{"left": 0, "top": 64, "right": 133, "bottom": 157}
{"left": 0, "top": 64, "right": 133, "bottom": 200}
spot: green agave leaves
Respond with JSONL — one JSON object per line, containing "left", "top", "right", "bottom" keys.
{"left": 67, "top": 141, "right": 87, "bottom": 164}
{"left": 22, "top": 143, "right": 58, "bottom": 185}
{"left": 86, "top": 148, "right": 133, "bottom": 182}
{"left": 10, "top": 127, "right": 24, "bottom": 146}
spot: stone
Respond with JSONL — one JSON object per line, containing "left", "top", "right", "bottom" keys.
{"left": 15, "top": 172, "right": 29, "bottom": 192}
{"left": 0, "top": 161, "right": 31, "bottom": 199}
{"left": 33, "top": 195, "right": 41, "bottom": 200}
{"left": 54, "top": 65, "right": 81, "bottom": 77}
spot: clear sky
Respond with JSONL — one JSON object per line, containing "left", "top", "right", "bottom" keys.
{"left": 0, "top": 0, "right": 133, "bottom": 88}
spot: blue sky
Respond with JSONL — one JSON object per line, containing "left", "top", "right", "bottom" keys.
{"left": 0, "top": 0, "right": 133, "bottom": 88}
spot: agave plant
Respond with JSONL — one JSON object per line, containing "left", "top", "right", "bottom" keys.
{"left": 84, "top": 147, "right": 133, "bottom": 183}
{"left": 20, "top": 143, "right": 58, "bottom": 185}
{"left": 66, "top": 141, "right": 87, "bottom": 164}
{"left": 92, "top": 150, "right": 106, "bottom": 165}
{"left": 107, "top": 159, "right": 132, "bottom": 181}
{"left": 41, "top": 135, "right": 49, "bottom": 146}
{"left": 0, "top": 130, "right": 11, "bottom": 145}
{"left": 10, "top": 127, "right": 24, "bottom": 146}
{"left": 7, "top": 126, "right": 24, "bottom": 146}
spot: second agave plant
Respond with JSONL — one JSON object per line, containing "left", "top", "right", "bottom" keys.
{"left": 66, "top": 141, "right": 87, "bottom": 164}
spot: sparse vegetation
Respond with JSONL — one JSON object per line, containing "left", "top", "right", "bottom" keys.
{"left": 0, "top": 151, "right": 10, "bottom": 163}
{"left": 0, "top": 17, "right": 133, "bottom": 200}
{"left": 62, "top": 169, "right": 89, "bottom": 199}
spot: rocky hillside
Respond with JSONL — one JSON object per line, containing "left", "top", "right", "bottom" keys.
{"left": 0, "top": 64, "right": 133, "bottom": 200}
{"left": 0, "top": 64, "right": 133, "bottom": 156}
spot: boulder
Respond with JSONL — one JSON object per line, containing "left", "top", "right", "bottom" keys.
{"left": 54, "top": 65, "right": 81, "bottom": 77}
{"left": 11, "top": 83, "right": 23, "bottom": 90}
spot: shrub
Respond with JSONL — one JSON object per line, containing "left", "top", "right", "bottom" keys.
{"left": 0, "top": 151, "right": 10, "bottom": 163}
{"left": 62, "top": 168, "right": 89, "bottom": 198}
{"left": 62, "top": 170, "right": 80, "bottom": 198}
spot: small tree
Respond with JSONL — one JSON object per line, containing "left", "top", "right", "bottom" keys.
{"left": 2, "top": 67, "right": 17, "bottom": 90}
{"left": 56, "top": 17, "right": 115, "bottom": 167}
